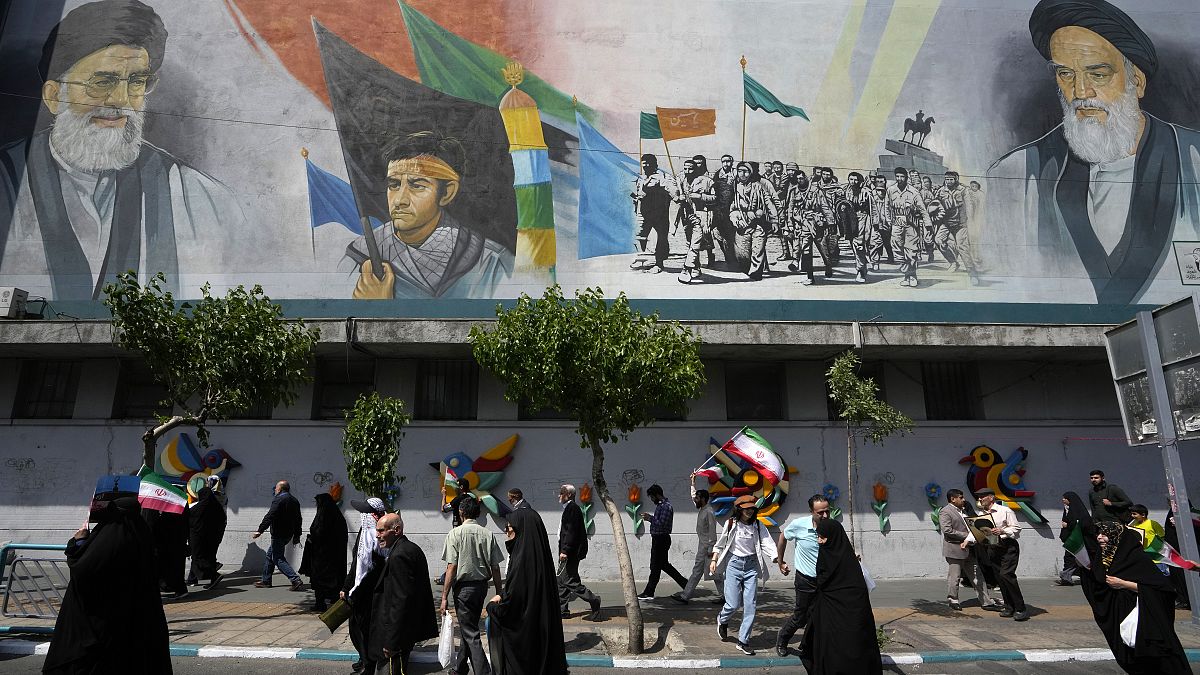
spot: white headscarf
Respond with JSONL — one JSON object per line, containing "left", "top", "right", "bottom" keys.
{"left": 349, "top": 497, "right": 386, "bottom": 595}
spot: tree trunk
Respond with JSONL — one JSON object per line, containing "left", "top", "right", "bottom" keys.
{"left": 142, "top": 415, "right": 191, "bottom": 472}
{"left": 591, "top": 440, "right": 644, "bottom": 654}
{"left": 846, "top": 422, "right": 858, "bottom": 551}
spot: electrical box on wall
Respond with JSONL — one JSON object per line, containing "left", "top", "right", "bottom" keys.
{"left": 0, "top": 287, "right": 28, "bottom": 319}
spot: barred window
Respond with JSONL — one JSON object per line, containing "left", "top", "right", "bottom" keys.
{"left": 415, "top": 360, "right": 478, "bottom": 420}
{"left": 922, "top": 361, "right": 983, "bottom": 420}
{"left": 827, "top": 361, "right": 887, "bottom": 420}
{"left": 726, "top": 361, "right": 786, "bottom": 421}
{"left": 15, "top": 360, "right": 82, "bottom": 419}
{"left": 111, "top": 359, "right": 171, "bottom": 419}
{"left": 314, "top": 358, "right": 375, "bottom": 420}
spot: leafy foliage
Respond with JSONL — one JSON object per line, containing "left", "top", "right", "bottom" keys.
{"left": 469, "top": 286, "right": 706, "bottom": 448}
{"left": 826, "top": 351, "right": 914, "bottom": 443}
{"left": 342, "top": 392, "right": 411, "bottom": 509}
{"left": 103, "top": 272, "right": 319, "bottom": 463}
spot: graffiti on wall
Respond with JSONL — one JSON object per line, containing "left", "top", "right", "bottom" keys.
{"left": 2, "top": 0, "right": 1199, "bottom": 310}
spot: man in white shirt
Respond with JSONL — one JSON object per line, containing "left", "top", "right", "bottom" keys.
{"left": 976, "top": 488, "right": 1028, "bottom": 621}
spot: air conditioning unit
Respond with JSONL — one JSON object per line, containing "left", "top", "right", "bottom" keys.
{"left": 0, "top": 287, "right": 28, "bottom": 319}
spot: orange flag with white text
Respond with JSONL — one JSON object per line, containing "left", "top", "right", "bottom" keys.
{"left": 655, "top": 107, "right": 717, "bottom": 142}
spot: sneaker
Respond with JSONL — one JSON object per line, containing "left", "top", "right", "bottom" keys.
{"left": 637, "top": 593, "right": 654, "bottom": 601}
{"left": 717, "top": 623, "right": 729, "bottom": 641}
{"left": 948, "top": 598, "right": 962, "bottom": 610}
{"left": 982, "top": 602, "right": 1005, "bottom": 612}
{"left": 204, "top": 573, "right": 224, "bottom": 591}
{"left": 775, "top": 643, "right": 788, "bottom": 657}
{"left": 254, "top": 580, "right": 272, "bottom": 588}
{"left": 647, "top": 265, "right": 663, "bottom": 274}
{"left": 669, "top": 592, "right": 688, "bottom": 605}
{"left": 1013, "top": 610, "right": 1030, "bottom": 622}
{"left": 856, "top": 273, "right": 867, "bottom": 283}
{"left": 801, "top": 277, "right": 813, "bottom": 286}
{"left": 736, "top": 641, "right": 755, "bottom": 656}
{"left": 290, "top": 580, "right": 306, "bottom": 592}
{"left": 677, "top": 271, "right": 692, "bottom": 284}
{"left": 998, "top": 608, "right": 1014, "bottom": 618}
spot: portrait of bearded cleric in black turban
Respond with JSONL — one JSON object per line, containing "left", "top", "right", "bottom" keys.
{"left": 985, "top": 0, "right": 1200, "bottom": 307}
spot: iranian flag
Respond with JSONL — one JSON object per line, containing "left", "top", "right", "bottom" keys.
{"left": 1062, "top": 522, "right": 1092, "bottom": 569}
{"left": 1146, "top": 537, "right": 1200, "bottom": 570}
{"left": 138, "top": 471, "right": 188, "bottom": 514}
{"left": 721, "top": 427, "right": 784, "bottom": 486}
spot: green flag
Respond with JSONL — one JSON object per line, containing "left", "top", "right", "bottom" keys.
{"left": 743, "top": 72, "right": 809, "bottom": 121}
{"left": 398, "top": 2, "right": 593, "bottom": 123}
{"left": 639, "top": 111, "right": 662, "bottom": 139}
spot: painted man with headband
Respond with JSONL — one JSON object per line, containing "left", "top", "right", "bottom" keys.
{"left": 987, "top": 0, "right": 1200, "bottom": 304}
{"left": 344, "top": 131, "right": 513, "bottom": 299}
{"left": 0, "top": 0, "right": 240, "bottom": 301}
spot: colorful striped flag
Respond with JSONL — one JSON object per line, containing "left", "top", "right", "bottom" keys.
{"left": 1145, "top": 536, "right": 1199, "bottom": 570}
{"left": 499, "top": 62, "right": 556, "bottom": 275}
{"left": 1062, "top": 521, "right": 1092, "bottom": 569}
{"left": 137, "top": 470, "right": 188, "bottom": 514}
{"left": 720, "top": 427, "right": 784, "bottom": 486}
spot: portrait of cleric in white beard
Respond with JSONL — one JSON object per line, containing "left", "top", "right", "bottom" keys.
{"left": 0, "top": 0, "right": 244, "bottom": 302}
{"left": 985, "top": 0, "right": 1200, "bottom": 306}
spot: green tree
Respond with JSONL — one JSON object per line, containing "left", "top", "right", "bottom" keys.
{"left": 826, "top": 351, "right": 914, "bottom": 547}
{"left": 470, "top": 286, "right": 705, "bottom": 654}
{"left": 342, "top": 392, "right": 411, "bottom": 509}
{"left": 103, "top": 272, "right": 319, "bottom": 470}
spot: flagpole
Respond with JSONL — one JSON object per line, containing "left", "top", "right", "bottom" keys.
{"left": 302, "top": 148, "right": 316, "bottom": 256}
{"left": 740, "top": 55, "right": 748, "bottom": 162}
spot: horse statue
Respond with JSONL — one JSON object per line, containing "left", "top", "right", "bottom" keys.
{"left": 902, "top": 111, "right": 935, "bottom": 148}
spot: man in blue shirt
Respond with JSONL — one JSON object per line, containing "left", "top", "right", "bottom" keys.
{"left": 774, "top": 494, "right": 831, "bottom": 657}
{"left": 637, "top": 484, "right": 689, "bottom": 600}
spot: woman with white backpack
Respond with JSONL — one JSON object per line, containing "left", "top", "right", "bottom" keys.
{"left": 709, "top": 494, "right": 778, "bottom": 655}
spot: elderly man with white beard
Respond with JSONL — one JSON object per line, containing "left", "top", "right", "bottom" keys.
{"left": 986, "top": 0, "right": 1200, "bottom": 305}
{"left": 0, "top": 0, "right": 240, "bottom": 301}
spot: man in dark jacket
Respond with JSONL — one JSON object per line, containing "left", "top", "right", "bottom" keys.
{"left": 370, "top": 513, "right": 437, "bottom": 674}
{"left": 253, "top": 480, "right": 304, "bottom": 590}
{"left": 557, "top": 483, "right": 601, "bottom": 620}
{"left": 343, "top": 497, "right": 388, "bottom": 674}
{"left": 1088, "top": 469, "right": 1133, "bottom": 523}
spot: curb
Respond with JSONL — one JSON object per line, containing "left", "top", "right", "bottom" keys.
{"left": 1, "top": 640, "right": 1199, "bottom": 666}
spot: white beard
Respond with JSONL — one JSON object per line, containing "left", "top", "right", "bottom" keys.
{"left": 1059, "top": 81, "right": 1143, "bottom": 166}
{"left": 49, "top": 105, "right": 145, "bottom": 173}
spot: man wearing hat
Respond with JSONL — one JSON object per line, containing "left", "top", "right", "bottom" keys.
{"left": 987, "top": 0, "right": 1200, "bottom": 305}
{"left": 0, "top": 0, "right": 241, "bottom": 301}
{"left": 974, "top": 488, "right": 1028, "bottom": 621}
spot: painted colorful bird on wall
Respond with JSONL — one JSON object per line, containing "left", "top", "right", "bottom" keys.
{"left": 155, "top": 432, "right": 241, "bottom": 495}
{"left": 695, "top": 432, "right": 795, "bottom": 527}
{"left": 429, "top": 434, "right": 518, "bottom": 516}
{"left": 958, "top": 445, "right": 1046, "bottom": 523}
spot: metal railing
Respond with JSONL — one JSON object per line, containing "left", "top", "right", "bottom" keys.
{"left": 1, "top": 543, "right": 68, "bottom": 622}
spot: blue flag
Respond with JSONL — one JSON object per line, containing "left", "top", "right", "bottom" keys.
{"left": 305, "top": 158, "right": 374, "bottom": 235}
{"left": 576, "top": 113, "right": 637, "bottom": 259}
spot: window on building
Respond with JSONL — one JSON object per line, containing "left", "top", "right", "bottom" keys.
{"left": 725, "top": 361, "right": 786, "bottom": 421}
{"left": 826, "top": 360, "right": 887, "bottom": 420}
{"left": 922, "top": 361, "right": 983, "bottom": 420}
{"left": 225, "top": 399, "right": 275, "bottom": 420}
{"left": 14, "top": 360, "right": 82, "bottom": 419}
{"left": 415, "top": 360, "right": 479, "bottom": 420}
{"left": 111, "top": 360, "right": 171, "bottom": 419}
{"left": 313, "top": 357, "right": 375, "bottom": 420}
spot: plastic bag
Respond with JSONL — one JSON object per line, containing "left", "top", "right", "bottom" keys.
{"left": 860, "top": 562, "right": 877, "bottom": 591}
{"left": 1119, "top": 600, "right": 1139, "bottom": 648}
{"left": 437, "top": 611, "right": 455, "bottom": 668}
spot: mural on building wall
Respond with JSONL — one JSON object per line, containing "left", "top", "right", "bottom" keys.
{"left": 433, "top": 433, "right": 517, "bottom": 517}
{"left": 959, "top": 444, "right": 1047, "bottom": 523}
{"left": 155, "top": 432, "right": 240, "bottom": 492}
{"left": 2, "top": 0, "right": 1199, "bottom": 311}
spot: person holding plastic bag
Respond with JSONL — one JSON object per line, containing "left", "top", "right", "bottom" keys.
{"left": 709, "top": 494, "right": 778, "bottom": 656}
{"left": 1089, "top": 520, "right": 1189, "bottom": 674}
{"left": 801, "top": 518, "right": 882, "bottom": 675}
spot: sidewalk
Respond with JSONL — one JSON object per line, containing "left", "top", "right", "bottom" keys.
{"left": 3, "top": 574, "right": 1200, "bottom": 666}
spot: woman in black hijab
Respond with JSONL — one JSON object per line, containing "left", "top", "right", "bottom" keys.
{"left": 486, "top": 507, "right": 568, "bottom": 675}
{"left": 300, "top": 491, "right": 349, "bottom": 612}
{"left": 1060, "top": 491, "right": 1099, "bottom": 602}
{"left": 187, "top": 482, "right": 228, "bottom": 589}
{"left": 1089, "top": 520, "right": 1190, "bottom": 674}
{"left": 801, "top": 518, "right": 882, "bottom": 675}
{"left": 44, "top": 494, "right": 171, "bottom": 674}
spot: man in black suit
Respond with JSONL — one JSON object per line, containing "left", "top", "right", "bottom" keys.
{"left": 252, "top": 480, "right": 304, "bottom": 590}
{"left": 557, "top": 484, "right": 601, "bottom": 620}
{"left": 370, "top": 513, "right": 437, "bottom": 675}
{"left": 507, "top": 488, "right": 532, "bottom": 511}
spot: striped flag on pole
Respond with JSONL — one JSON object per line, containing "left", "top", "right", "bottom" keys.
{"left": 1146, "top": 536, "right": 1199, "bottom": 570}
{"left": 720, "top": 427, "right": 784, "bottom": 486}
{"left": 1062, "top": 522, "right": 1092, "bottom": 569}
{"left": 137, "top": 470, "right": 188, "bottom": 514}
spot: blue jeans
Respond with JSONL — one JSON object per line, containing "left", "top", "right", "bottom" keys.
{"left": 718, "top": 554, "right": 759, "bottom": 644}
{"left": 261, "top": 538, "right": 299, "bottom": 584}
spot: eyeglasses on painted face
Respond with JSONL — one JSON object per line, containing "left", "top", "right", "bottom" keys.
{"left": 60, "top": 73, "right": 158, "bottom": 99}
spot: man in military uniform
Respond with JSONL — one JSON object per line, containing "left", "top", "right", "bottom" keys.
{"left": 886, "top": 167, "right": 932, "bottom": 287}
{"left": 919, "top": 175, "right": 941, "bottom": 263}
{"left": 730, "top": 161, "right": 778, "bottom": 281}
{"left": 811, "top": 167, "right": 845, "bottom": 279}
{"left": 868, "top": 174, "right": 894, "bottom": 270}
{"left": 675, "top": 156, "right": 716, "bottom": 284}
{"left": 780, "top": 166, "right": 809, "bottom": 277}
{"left": 711, "top": 154, "right": 739, "bottom": 268}
{"left": 631, "top": 154, "right": 674, "bottom": 274}
{"left": 935, "top": 171, "right": 979, "bottom": 284}
{"left": 845, "top": 172, "right": 876, "bottom": 283}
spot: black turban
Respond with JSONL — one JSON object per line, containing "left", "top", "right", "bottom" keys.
{"left": 1029, "top": 0, "right": 1156, "bottom": 79}
{"left": 39, "top": 0, "right": 168, "bottom": 82}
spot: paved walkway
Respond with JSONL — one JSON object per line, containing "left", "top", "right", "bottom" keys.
{"left": 3, "top": 574, "right": 1200, "bottom": 662}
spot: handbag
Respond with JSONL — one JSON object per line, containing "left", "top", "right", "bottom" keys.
{"left": 318, "top": 597, "right": 353, "bottom": 632}
{"left": 437, "top": 610, "right": 455, "bottom": 668}
{"left": 1119, "top": 599, "right": 1139, "bottom": 648}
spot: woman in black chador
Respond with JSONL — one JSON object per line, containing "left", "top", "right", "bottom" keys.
{"left": 44, "top": 493, "right": 171, "bottom": 674}
{"left": 187, "top": 478, "right": 228, "bottom": 589}
{"left": 486, "top": 507, "right": 569, "bottom": 675}
{"left": 1088, "top": 520, "right": 1190, "bottom": 674}
{"left": 1060, "top": 491, "right": 1099, "bottom": 602}
{"left": 801, "top": 518, "right": 883, "bottom": 675}
{"left": 299, "top": 489, "right": 348, "bottom": 612}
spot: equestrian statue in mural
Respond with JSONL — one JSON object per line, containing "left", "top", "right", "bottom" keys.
{"left": 901, "top": 110, "right": 935, "bottom": 148}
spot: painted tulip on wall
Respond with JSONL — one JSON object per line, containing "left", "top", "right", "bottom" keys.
{"left": 872, "top": 481, "right": 889, "bottom": 533}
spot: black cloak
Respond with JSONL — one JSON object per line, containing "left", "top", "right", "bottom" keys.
{"left": 43, "top": 496, "right": 172, "bottom": 674}
{"left": 1088, "top": 521, "right": 1190, "bottom": 674}
{"left": 188, "top": 486, "right": 227, "bottom": 575}
{"left": 1062, "top": 491, "right": 1101, "bottom": 604}
{"left": 487, "top": 508, "right": 568, "bottom": 675}
{"left": 368, "top": 534, "right": 437, "bottom": 662}
{"left": 801, "top": 518, "right": 883, "bottom": 675}
{"left": 299, "top": 493, "right": 348, "bottom": 600}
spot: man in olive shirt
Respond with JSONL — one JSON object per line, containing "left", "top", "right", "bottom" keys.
{"left": 1088, "top": 469, "right": 1132, "bottom": 523}
{"left": 440, "top": 496, "right": 503, "bottom": 675}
